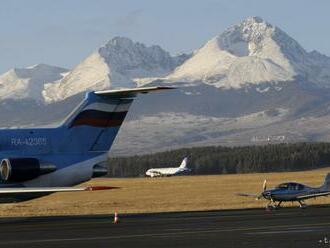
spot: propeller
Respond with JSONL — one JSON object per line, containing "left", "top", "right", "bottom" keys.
{"left": 237, "top": 179, "right": 268, "bottom": 200}
{"left": 263, "top": 179, "right": 267, "bottom": 191}
{"left": 256, "top": 179, "right": 267, "bottom": 200}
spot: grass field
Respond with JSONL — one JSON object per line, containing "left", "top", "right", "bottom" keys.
{"left": 1, "top": 167, "right": 330, "bottom": 217}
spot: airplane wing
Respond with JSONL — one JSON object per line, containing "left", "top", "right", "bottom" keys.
{"left": 95, "top": 86, "right": 175, "bottom": 97}
{"left": 0, "top": 186, "right": 119, "bottom": 195}
{"left": 236, "top": 193, "right": 259, "bottom": 197}
{"left": 0, "top": 186, "right": 119, "bottom": 203}
{"left": 296, "top": 191, "right": 330, "bottom": 200}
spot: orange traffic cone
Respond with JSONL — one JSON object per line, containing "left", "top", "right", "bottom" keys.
{"left": 113, "top": 212, "right": 119, "bottom": 224}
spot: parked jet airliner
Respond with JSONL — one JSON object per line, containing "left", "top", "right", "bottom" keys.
{"left": 0, "top": 86, "right": 173, "bottom": 203}
{"left": 145, "top": 157, "right": 190, "bottom": 177}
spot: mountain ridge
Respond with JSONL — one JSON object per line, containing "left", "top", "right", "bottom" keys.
{"left": 2, "top": 17, "right": 330, "bottom": 103}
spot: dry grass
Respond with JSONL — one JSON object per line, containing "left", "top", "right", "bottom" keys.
{"left": 1, "top": 167, "right": 330, "bottom": 217}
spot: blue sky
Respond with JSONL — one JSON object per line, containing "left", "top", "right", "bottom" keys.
{"left": 1, "top": 0, "right": 329, "bottom": 73}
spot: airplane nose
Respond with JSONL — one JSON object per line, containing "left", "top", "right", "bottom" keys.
{"left": 262, "top": 191, "right": 272, "bottom": 199}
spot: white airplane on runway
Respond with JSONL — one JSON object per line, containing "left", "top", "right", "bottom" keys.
{"left": 145, "top": 157, "right": 190, "bottom": 177}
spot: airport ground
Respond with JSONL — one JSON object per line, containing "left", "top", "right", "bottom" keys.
{"left": 1, "top": 207, "right": 330, "bottom": 248}
{"left": 1, "top": 167, "right": 330, "bottom": 217}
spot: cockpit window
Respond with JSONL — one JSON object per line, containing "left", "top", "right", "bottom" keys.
{"left": 276, "top": 183, "right": 304, "bottom": 190}
{"left": 295, "top": 183, "right": 304, "bottom": 190}
{"left": 277, "top": 183, "right": 288, "bottom": 189}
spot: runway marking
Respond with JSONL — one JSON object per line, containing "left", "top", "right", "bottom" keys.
{"left": 1, "top": 221, "right": 330, "bottom": 245}
{"left": 247, "top": 230, "right": 316, "bottom": 235}
{"left": 247, "top": 226, "right": 330, "bottom": 235}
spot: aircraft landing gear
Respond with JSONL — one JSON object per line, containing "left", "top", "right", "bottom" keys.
{"left": 298, "top": 200, "right": 307, "bottom": 209}
{"left": 266, "top": 200, "right": 281, "bottom": 210}
{"left": 275, "top": 201, "right": 282, "bottom": 209}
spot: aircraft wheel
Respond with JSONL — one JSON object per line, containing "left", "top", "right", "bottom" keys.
{"left": 266, "top": 204, "right": 274, "bottom": 210}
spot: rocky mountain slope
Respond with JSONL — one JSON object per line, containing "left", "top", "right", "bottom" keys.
{"left": 42, "top": 37, "right": 189, "bottom": 102}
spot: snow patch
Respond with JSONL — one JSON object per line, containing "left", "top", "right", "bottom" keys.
{"left": 0, "top": 64, "right": 68, "bottom": 101}
{"left": 256, "top": 87, "right": 270, "bottom": 93}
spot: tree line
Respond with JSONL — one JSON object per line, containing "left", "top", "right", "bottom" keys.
{"left": 107, "top": 143, "right": 330, "bottom": 177}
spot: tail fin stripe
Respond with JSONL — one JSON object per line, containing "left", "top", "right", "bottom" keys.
{"left": 84, "top": 102, "right": 131, "bottom": 113}
{"left": 70, "top": 110, "right": 128, "bottom": 128}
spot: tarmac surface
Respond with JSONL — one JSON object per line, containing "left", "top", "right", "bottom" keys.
{"left": 1, "top": 206, "right": 330, "bottom": 248}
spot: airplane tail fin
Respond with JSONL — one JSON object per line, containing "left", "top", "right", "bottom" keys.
{"left": 57, "top": 87, "right": 174, "bottom": 154}
{"left": 320, "top": 173, "right": 330, "bottom": 191}
{"left": 179, "top": 157, "right": 188, "bottom": 169}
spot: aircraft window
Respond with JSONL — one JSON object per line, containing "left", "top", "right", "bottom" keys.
{"left": 277, "top": 183, "right": 288, "bottom": 189}
{"left": 286, "top": 183, "right": 295, "bottom": 190}
{"left": 286, "top": 183, "right": 304, "bottom": 190}
{"left": 297, "top": 184, "right": 304, "bottom": 190}
{"left": 277, "top": 183, "right": 304, "bottom": 190}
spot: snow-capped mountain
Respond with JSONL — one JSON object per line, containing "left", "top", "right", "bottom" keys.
{"left": 0, "top": 64, "right": 68, "bottom": 101}
{"left": 6, "top": 17, "right": 330, "bottom": 103}
{"left": 1, "top": 17, "right": 330, "bottom": 155}
{"left": 160, "top": 16, "right": 330, "bottom": 89}
{"left": 43, "top": 37, "right": 189, "bottom": 102}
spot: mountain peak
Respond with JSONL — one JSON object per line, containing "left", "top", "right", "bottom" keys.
{"left": 0, "top": 64, "right": 68, "bottom": 101}
{"left": 42, "top": 36, "right": 189, "bottom": 103}
{"left": 244, "top": 16, "right": 264, "bottom": 24}
{"left": 101, "top": 36, "right": 164, "bottom": 54}
{"left": 97, "top": 36, "right": 184, "bottom": 80}
{"left": 104, "top": 36, "right": 135, "bottom": 49}
{"left": 215, "top": 16, "right": 275, "bottom": 57}
{"left": 240, "top": 16, "right": 272, "bottom": 29}
{"left": 164, "top": 17, "right": 330, "bottom": 89}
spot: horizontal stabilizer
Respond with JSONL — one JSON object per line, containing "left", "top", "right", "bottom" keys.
{"left": 95, "top": 86, "right": 175, "bottom": 97}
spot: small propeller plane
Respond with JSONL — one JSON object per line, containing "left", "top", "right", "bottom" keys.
{"left": 238, "top": 173, "right": 330, "bottom": 209}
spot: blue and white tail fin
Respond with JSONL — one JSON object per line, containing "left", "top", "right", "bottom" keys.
{"left": 179, "top": 157, "right": 188, "bottom": 169}
{"left": 57, "top": 87, "right": 174, "bottom": 154}
{"left": 320, "top": 173, "right": 330, "bottom": 191}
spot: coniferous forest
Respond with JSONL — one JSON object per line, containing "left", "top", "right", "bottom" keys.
{"left": 107, "top": 143, "right": 330, "bottom": 177}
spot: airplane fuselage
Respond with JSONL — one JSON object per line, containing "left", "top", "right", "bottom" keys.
{"left": 261, "top": 181, "right": 330, "bottom": 205}
{"left": 262, "top": 187, "right": 320, "bottom": 201}
{"left": 146, "top": 167, "right": 189, "bottom": 177}
{"left": 0, "top": 127, "right": 109, "bottom": 188}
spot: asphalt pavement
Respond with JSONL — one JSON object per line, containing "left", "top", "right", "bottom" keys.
{"left": 0, "top": 206, "right": 330, "bottom": 247}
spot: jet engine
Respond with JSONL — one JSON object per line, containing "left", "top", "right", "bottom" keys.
{"left": 0, "top": 158, "right": 56, "bottom": 182}
{"left": 92, "top": 164, "right": 108, "bottom": 178}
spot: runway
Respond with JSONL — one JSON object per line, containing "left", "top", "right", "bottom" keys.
{"left": 1, "top": 206, "right": 330, "bottom": 248}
